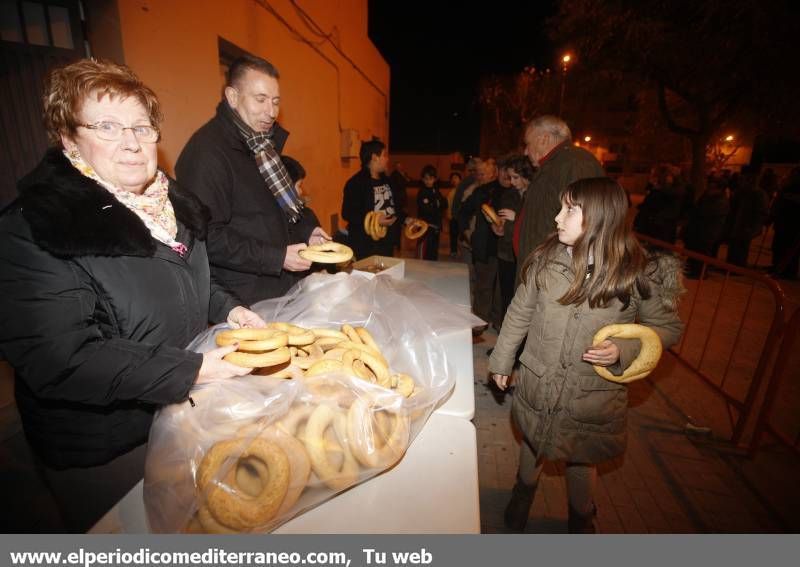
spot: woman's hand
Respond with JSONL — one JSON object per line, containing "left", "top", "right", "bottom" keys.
{"left": 308, "top": 226, "right": 332, "bottom": 246}
{"left": 197, "top": 344, "right": 252, "bottom": 383}
{"left": 582, "top": 340, "right": 620, "bottom": 366}
{"left": 498, "top": 208, "right": 516, "bottom": 222}
{"left": 490, "top": 223, "right": 505, "bottom": 236}
{"left": 492, "top": 373, "right": 514, "bottom": 391}
{"left": 226, "top": 306, "right": 266, "bottom": 329}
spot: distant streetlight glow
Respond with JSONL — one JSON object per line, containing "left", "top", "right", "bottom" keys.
{"left": 559, "top": 53, "right": 573, "bottom": 116}
{"left": 584, "top": 135, "right": 592, "bottom": 142}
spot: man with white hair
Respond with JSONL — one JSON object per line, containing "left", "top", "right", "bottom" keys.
{"left": 513, "top": 116, "right": 603, "bottom": 277}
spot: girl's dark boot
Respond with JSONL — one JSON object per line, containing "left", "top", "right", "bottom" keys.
{"left": 567, "top": 502, "right": 597, "bottom": 534}
{"left": 503, "top": 478, "right": 537, "bottom": 532}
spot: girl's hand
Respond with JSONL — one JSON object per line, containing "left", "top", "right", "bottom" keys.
{"left": 498, "top": 208, "right": 516, "bottom": 222}
{"left": 226, "top": 306, "right": 267, "bottom": 329}
{"left": 582, "top": 340, "right": 620, "bottom": 366}
{"left": 492, "top": 373, "right": 513, "bottom": 391}
{"left": 490, "top": 222, "right": 504, "bottom": 236}
{"left": 197, "top": 344, "right": 252, "bottom": 383}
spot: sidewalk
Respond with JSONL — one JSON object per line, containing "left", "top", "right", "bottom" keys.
{"left": 472, "top": 327, "right": 800, "bottom": 533}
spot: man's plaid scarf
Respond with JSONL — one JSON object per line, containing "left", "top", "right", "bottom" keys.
{"left": 224, "top": 102, "right": 303, "bottom": 223}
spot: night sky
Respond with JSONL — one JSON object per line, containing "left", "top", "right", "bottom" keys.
{"left": 368, "top": 0, "right": 558, "bottom": 157}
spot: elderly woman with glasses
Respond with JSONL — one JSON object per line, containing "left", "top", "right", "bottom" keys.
{"left": 0, "top": 59, "right": 265, "bottom": 532}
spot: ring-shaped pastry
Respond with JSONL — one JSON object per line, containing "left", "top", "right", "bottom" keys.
{"left": 303, "top": 404, "right": 360, "bottom": 490}
{"left": 266, "top": 322, "right": 316, "bottom": 346}
{"left": 298, "top": 242, "right": 354, "bottom": 264}
{"left": 404, "top": 218, "right": 428, "bottom": 240}
{"left": 224, "top": 346, "right": 291, "bottom": 368}
{"left": 591, "top": 323, "right": 663, "bottom": 383}
{"left": 196, "top": 438, "right": 290, "bottom": 531}
{"left": 216, "top": 328, "right": 287, "bottom": 349}
{"left": 346, "top": 398, "right": 410, "bottom": 469}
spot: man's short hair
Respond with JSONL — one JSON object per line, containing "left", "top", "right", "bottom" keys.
{"left": 360, "top": 138, "right": 385, "bottom": 168}
{"left": 227, "top": 55, "right": 280, "bottom": 88}
{"left": 421, "top": 164, "right": 437, "bottom": 179}
{"left": 527, "top": 115, "right": 571, "bottom": 142}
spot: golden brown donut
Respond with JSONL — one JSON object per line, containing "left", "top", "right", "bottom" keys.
{"left": 392, "top": 373, "right": 416, "bottom": 397}
{"left": 341, "top": 324, "right": 363, "bottom": 344}
{"left": 403, "top": 218, "right": 429, "bottom": 240}
{"left": 196, "top": 438, "right": 290, "bottom": 531}
{"left": 304, "top": 404, "right": 360, "bottom": 490}
{"left": 310, "top": 328, "right": 349, "bottom": 341}
{"left": 354, "top": 327, "right": 381, "bottom": 353}
{"left": 298, "top": 242, "right": 354, "bottom": 264}
{"left": 305, "top": 358, "right": 345, "bottom": 377}
{"left": 266, "top": 322, "right": 316, "bottom": 346}
{"left": 591, "top": 323, "right": 663, "bottom": 383}
{"left": 224, "top": 346, "right": 291, "bottom": 368}
{"left": 341, "top": 348, "right": 390, "bottom": 387}
{"left": 336, "top": 340, "right": 388, "bottom": 367}
{"left": 236, "top": 421, "right": 312, "bottom": 517}
{"left": 481, "top": 203, "right": 502, "bottom": 226}
{"left": 346, "top": 398, "right": 410, "bottom": 469}
{"left": 216, "top": 328, "right": 287, "bottom": 349}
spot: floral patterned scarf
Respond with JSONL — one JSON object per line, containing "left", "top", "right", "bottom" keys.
{"left": 63, "top": 150, "right": 187, "bottom": 256}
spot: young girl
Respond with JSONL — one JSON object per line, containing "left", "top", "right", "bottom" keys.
{"left": 488, "top": 177, "right": 683, "bottom": 533}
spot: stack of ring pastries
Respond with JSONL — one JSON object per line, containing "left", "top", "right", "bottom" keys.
{"left": 403, "top": 218, "right": 428, "bottom": 240}
{"left": 187, "top": 390, "right": 412, "bottom": 532}
{"left": 364, "top": 211, "right": 388, "bottom": 241}
{"left": 298, "top": 242, "right": 353, "bottom": 264}
{"left": 218, "top": 323, "right": 419, "bottom": 398}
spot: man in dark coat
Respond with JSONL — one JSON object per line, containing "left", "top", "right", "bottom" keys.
{"left": 341, "top": 138, "right": 406, "bottom": 259}
{"left": 514, "top": 116, "right": 604, "bottom": 279}
{"left": 176, "top": 55, "right": 329, "bottom": 306}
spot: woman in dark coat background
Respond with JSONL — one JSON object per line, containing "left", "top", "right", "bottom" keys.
{"left": 0, "top": 59, "right": 263, "bottom": 532}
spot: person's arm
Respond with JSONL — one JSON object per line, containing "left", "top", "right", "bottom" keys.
{"left": 176, "top": 148, "right": 286, "bottom": 276}
{"left": 609, "top": 256, "right": 685, "bottom": 375}
{"left": 0, "top": 229, "right": 202, "bottom": 406}
{"left": 488, "top": 273, "right": 537, "bottom": 377}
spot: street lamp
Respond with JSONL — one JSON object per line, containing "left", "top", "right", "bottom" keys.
{"left": 559, "top": 53, "right": 572, "bottom": 117}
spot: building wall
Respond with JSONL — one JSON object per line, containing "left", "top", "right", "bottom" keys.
{"left": 99, "top": 0, "right": 389, "bottom": 232}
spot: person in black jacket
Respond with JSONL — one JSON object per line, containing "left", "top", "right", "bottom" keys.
{"left": 459, "top": 160, "right": 509, "bottom": 328}
{"left": 176, "top": 55, "right": 330, "bottom": 306}
{"left": 341, "top": 138, "right": 407, "bottom": 259}
{"left": 415, "top": 164, "right": 447, "bottom": 260}
{"left": 0, "top": 60, "right": 263, "bottom": 532}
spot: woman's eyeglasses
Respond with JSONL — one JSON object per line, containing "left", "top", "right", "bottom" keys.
{"left": 79, "top": 121, "right": 160, "bottom": 143}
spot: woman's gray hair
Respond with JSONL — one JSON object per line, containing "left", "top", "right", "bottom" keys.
{"left": 526, "top": 115, "right": 571, "bottom": 142}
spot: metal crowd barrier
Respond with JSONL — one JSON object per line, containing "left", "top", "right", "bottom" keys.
{"left": 749, "top": 308, "right": 800, "bottom": 455}
{"left": 635, "top": 234, "right": 789, "bottom": 452}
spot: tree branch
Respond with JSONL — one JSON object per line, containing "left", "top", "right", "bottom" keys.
{"left": 657, "top": 82, "right": 699, "bottom": 137}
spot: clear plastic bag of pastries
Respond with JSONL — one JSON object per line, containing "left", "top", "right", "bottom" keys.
{"left": 144, "top": 271, "right": 482, "bottom": 533}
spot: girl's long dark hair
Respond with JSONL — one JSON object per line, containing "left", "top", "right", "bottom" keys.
{"left": 523, "top": 177, "right": 651, "bottom": 308}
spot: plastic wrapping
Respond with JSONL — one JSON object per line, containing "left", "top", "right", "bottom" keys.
{"left": 144, "top": 272, "right": 479, "bottom": 533}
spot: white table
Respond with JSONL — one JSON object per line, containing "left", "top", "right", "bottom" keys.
{"left": 90, "top": 413, "right": 479, "bottom": 534}
{"left": 403, "top": 259, "right": 475, "bottom": 421}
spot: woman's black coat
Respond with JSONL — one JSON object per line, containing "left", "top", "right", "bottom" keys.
{"left": 0, "top": 149, "right": 238, "bottom": 469}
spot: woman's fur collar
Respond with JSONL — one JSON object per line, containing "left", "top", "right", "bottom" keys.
{"left": 15, "top": 148, "right": 209, "bottom": 258}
